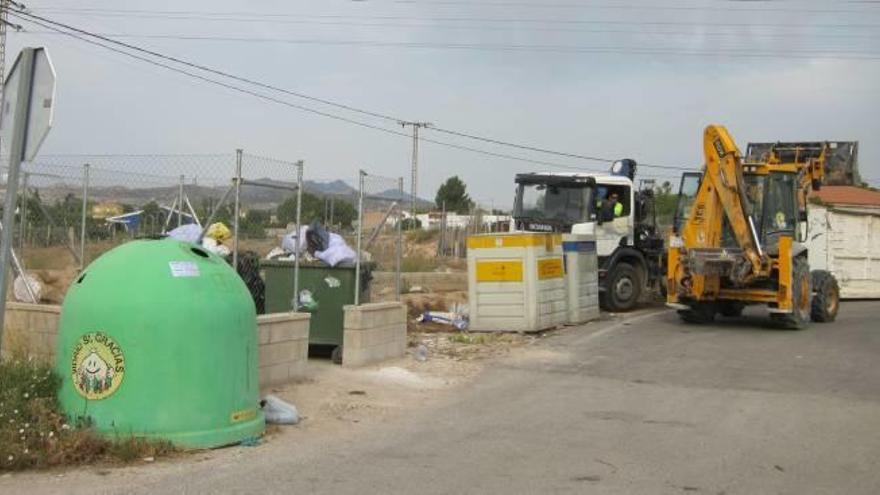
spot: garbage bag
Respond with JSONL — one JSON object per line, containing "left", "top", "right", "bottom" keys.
{"left": 202, "top": 237, "right": 231, "bottom": 257}
{"left": 13, "top": 274, "right": 42, "bottom": 303}
{"left": 306, "top": 221, "right": 329, "bottom": 254}
{"left": 281, "top": 226, "right": 309, "bottom": 254}
{"left": 315, "top": 233, "right": 356, "bottom": 267}
{"left": 205, "top": 222, "right": 232, "bottom": 243}
{"left": 261, "top": 395, "right": 299, "bottom": 425}
{"left": 235, "top": 251, "right": 265, "bottom": 314}
{"left": 167, "top": 224, "right": 202, "bottom": 244}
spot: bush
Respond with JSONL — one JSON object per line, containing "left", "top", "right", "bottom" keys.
{"left": 0, "top": 358, "right": 173, "bottom": 471}
{"left": 406, "top": 228, "right": 439, "bottom": 243}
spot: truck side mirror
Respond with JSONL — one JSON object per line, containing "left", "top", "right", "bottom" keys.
{"left": 799, "top": 210, "right": 808, "bottom": 222}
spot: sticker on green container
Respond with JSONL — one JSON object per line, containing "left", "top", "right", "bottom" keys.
{"left": 70, "top": 332, "right": 126, "bottom": 400}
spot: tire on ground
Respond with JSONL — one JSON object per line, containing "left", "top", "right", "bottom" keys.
{"left": 810, "top": 270, "right": 840, "bottom": 323}
{"left": 678, "top": 302, "right": 716, "bottom": 324}
{"left": 600, "top": 262, "right": 642, "bottom": 312}
{"left": 774, "top": 257, "right": 811, "bottom": 330}
{"left": 718, "top": 301, "right": 745, "bottom": 318}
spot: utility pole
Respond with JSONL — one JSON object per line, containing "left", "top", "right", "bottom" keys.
{"left": 0, "top": 0, "right": 9, "bottom": 89}
{"left": 399, "top": 121, "right": 431, "bottom": 225}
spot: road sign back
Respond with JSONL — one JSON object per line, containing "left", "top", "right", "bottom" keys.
{"left": 0, "top": 47, "right": 56, "bottom": 162}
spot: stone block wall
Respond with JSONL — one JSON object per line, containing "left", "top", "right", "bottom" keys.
{"left": 257, "top": 312, "right": 310, "bottom": 388}
{"left": 1, "top": 303, "right": 61, "bottom": 362}
{"left": 342, "top": 302, "right": 407, "bottom": 367}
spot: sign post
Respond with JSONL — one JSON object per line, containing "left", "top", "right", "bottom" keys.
{"left": 0, "top": 47, "right": 56, "bottom": 354}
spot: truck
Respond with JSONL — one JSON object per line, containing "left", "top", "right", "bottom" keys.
{"left": 512, "top": 159, "right": 666, "bottom": 312}
{"left": 666, "top": 125, "right": 841, "bottom": 328}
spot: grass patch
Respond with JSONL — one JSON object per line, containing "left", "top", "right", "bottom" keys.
{"left": 406, "top": 229, "right": 439, "bottom": 244}
{"left": 448, "top": 333, "right": 491, "bottom": 345}
{"left": 1, "top": 357, "right": 174, "bottom": 472}
{"left": 401, "top": 254, "right": 440, "bottom": 272}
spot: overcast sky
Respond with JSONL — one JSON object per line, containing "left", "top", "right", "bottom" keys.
{"left": 6, "top": 0, "right": 880, "bottom": 208}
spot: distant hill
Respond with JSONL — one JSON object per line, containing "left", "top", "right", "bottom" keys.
{"left": 29, "top": 177, "right": 434, "bottom": 212}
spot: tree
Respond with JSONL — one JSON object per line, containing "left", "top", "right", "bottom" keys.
{"left": 276, "top": 192, "right": 356, "bottom": 229}
{"left": 435, "top": 176, "right": 474, "bottom": 214}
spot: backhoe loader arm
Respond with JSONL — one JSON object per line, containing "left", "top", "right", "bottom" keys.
{"left": 681, "top": 125, "right": 766, "bottom": 281}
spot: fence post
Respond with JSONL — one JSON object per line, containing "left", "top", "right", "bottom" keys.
{"left": 177, "top": 174, "right": 185, "bottom": 228}
{"left": 355, "top": 170, "right": 366, "bottom": 306}
{"left": 233, "top": 149, "right": 243, "bottom": 271}
{"left": 396, "top": 177, "right": 403, "bottom": 301}
{"left": 79, "top": 163, "right": 90, "bottom": 270}
{"left": 19, "top": 172, "right": 27, "bottom": 253}
{"left": 293, "top": 160, "right": 303, "bottom": 311}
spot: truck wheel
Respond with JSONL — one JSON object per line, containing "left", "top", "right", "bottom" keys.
{"left": 775, "top": 257, "right": 811, "bottom": 330}
{"left": 601, "top": 262, "right": 641, "bottom": 312}
{"left": 331, "top": 345, "right": 343, "bottom": 365}
{"left": 718, "top": 301, "right": 745, "bottom": 318}
{"left": 678, "top": 303, "right": 716, "bottom": 324}
{"left": 810, "top": 270, "right": 840, "bottom": 323}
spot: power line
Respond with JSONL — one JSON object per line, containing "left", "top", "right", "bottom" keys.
{"left": 12, "top": 12, "right": 628, "bottom": 173}
{"left": 21, "top": 31, "right": 880, "bottom": 59}
{"left": 10, "top": 10, "right": 696, "bottom": 173}
{"left": 25, "top": 18, "right": 880, "bottom": 40}
{"left": 28, "top": 8, "right": 880, "bottom": 30}
{"left": 386, "top": 0, "right": 880, "bottom": 14}
{"left": 13, "top": 10, "right": 695, "bottom": 171}
{"left": 33, "top": 3, "right": 880, "bottom": 16}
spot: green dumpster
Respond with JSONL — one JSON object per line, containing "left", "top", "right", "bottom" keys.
{"left": 56, "top": 238, "right": 265, "bottom": 449}
{"left": 263, "top": 260, "right": 372, "bottom": 356}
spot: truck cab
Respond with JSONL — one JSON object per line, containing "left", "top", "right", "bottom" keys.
{"left": 512, "top": 161, "right": 665, "bottom": 312}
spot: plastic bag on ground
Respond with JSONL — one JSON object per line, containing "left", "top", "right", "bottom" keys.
{"left": 315, "top": 233, "right": 357, "bottom": 267}
{"left": 167, "top": 224, "right": 202, "bottom": 244}
{"left": 261, "top": 395, "right": 299, "bottom": 425}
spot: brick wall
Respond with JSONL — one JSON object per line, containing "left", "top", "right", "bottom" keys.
{"left": 1, "top": 303, "right": 61, "bottom": 362}
{"left": 342, "top": 302, "right": 407, "bottom": 367}
{"left": 257, "top": 312, "right": 310, "bottom": 388}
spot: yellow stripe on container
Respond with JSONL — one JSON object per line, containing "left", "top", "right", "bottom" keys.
{"left": 537, "top": 258, "right": 564, "bottom": 280}
{"left": 476, "top": 260, "right": 524, "bottom": 282}
{"left": 467, "top": 234, "right": 562, "bottom": 250}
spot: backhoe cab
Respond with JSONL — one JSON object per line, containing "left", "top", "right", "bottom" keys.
{"left": 666, "top": 125, "right": 840, "bottom": 328}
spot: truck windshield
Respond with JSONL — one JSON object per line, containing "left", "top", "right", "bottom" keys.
{"left": 514, "top": 183, "right": 594, "bottom": 225}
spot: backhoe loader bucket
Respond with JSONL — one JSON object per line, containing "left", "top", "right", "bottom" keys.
{"left": 746, "top": 141, "right": 860, "bottom": 186}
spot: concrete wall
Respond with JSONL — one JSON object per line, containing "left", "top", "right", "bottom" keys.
{"left": 2, "top": 305, "right": 309, "bottom": 389}
{"left": 257, "top": 312, "right": 311, "bottom": 388}
{"left": 372, "top": 272, "right": 466, "bottom": 293}
{"left": 343, "top": 302, "right": 407, "bottom": 367}
{"left": 1, "top": 303, "right": 61, "bottom": 362}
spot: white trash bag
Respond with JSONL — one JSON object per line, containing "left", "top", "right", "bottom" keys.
{"left": 13, "top": 274, "right": 42, "bottom": 303}
{"left": 261, "top": 395, "right": 300, "bottom": 425}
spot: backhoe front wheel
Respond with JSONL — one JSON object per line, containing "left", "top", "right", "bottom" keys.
{"left": 678, "top": 303, "right": 716, "bottom": 324}
{"left": 774, "top": 257, "right": 811, "bottom": 330}
{"left": 811, "top": 270, "right": 840, "bottom": 323}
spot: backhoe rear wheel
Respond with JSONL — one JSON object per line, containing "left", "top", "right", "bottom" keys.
{"left": 678, "top": 303, "right": 716, "bottom": 324}
{"left": 810, "top": 270, "right": 840, "bottom": 323}
{"left": 774, "top": 257, "right": 811, "bottom": 330}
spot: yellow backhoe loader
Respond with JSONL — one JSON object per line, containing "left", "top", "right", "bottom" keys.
{"left": 666, "top": 125, "right": 840, "bottom": 329}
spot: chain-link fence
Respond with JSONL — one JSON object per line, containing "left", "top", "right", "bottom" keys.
{"left": 0, "top": 152, "right": 304, "bottom": 310}
{"left": 356, "top": 170, "right": 404, "bottom": 305}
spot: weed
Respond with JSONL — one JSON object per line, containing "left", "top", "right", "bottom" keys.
{"left": 0, "top": 358, "right": 174, "bottom": 472}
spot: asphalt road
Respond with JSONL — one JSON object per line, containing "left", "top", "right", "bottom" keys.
{"left": 9, "top": 302, "right": 880, "bottom": 494}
